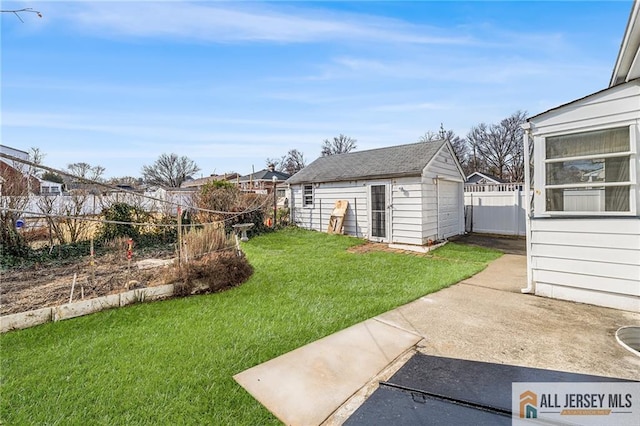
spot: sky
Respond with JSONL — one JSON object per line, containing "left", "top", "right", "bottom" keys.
{"left": 0, "top": 0, "right": 634, "bottom": 179}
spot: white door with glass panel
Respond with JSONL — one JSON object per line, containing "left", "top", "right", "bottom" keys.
{"left": 369, "top": 184, "right": 390, "bottom": 242}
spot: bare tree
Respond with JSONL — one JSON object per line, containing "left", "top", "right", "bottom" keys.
{"left": 1, "top": 7, "right": 42, "bottom": 22}
{"left": 265, "top": 156, "right": 286, "bottom": 172}
{"left": 321, "top": 134, "right": 357, "bottom": 156}
{"left": 141, "top": 153, "right": 200, "bottom": 188}
{"left": 29, "top": 147, "right": 45, "bottom": 178}
{"left": 67, "top": 162, "right": 105, "bottom": 182}
{"left": 266, "top": 149, "right": 306, "bottom": 175}
{"left": 466, "top": 111, "right": 527, "bottom": 181}
{"left": 282, "top": 149, "right": 306, "bottom": 175}
{"left": 36, "top": 190, "right": 92, "bottom": 244}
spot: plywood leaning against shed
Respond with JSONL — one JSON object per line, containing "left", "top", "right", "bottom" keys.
{"left": 327, "top": 200, "right": 349, "bottom": 234}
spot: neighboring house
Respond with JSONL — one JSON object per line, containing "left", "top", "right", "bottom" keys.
{"left": 286, "top": 140, "right": 465, "bottom": 250}
{"left": 466, "top": 172, "right": 506, "bottom": 185}
{"left": 180, "top": 173, "right": 240, "bottom": 190}
{"left": 39, "top": 180, "right": 63, "bottom": 195}
{"left": 522, "top": 1, "right": 640, "bottom": 311}
{"left": 0, "top": 145, "right": 41, "bottom": 195}
{"left": 238, "top": 164, "right": 290, "bottom": 196}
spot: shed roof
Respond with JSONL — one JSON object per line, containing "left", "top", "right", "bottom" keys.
{"left": 287, "top": 140, "right": 447, "bottom": 185}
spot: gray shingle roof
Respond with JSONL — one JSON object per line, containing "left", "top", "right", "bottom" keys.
{"left": 238, "top": 169, "right": 291, "bottom": 182}
{"left": 287, "top": 140, "right": 447, "bottom": 185}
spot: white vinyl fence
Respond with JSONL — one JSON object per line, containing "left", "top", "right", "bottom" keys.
{"left": 464, "top": 185, "right": 526, "bottom": 236}
{"left": 1, "top": 191, "right": 195, "bottom": 219}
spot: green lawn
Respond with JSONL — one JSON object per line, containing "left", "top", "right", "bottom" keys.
{"left": 0, "top": 228, "right": 501, "bottom": 425}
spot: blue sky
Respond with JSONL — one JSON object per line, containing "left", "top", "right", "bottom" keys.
{"left": 1, "top": 0, "right": 633, "bottom": 179}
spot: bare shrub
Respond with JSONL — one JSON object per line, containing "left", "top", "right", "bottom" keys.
{"left": 182, "top": 225, "right": 232, "bottom": 261}
{"left": 172, "top": 251, "right": 253, "bottom": 296}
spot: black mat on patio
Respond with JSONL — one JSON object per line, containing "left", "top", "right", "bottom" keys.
{"left": 344, "top": 354, "right": 629, "bottom": 425}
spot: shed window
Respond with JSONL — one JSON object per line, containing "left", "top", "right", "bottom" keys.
{"left": 303, "top": 185, "right": 313, "bottom": 206}
{"left": 544, "top": 127, "right": 631, "bottom": 213}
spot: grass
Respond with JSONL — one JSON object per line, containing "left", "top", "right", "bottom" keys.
{"left": 0, "top": 228, "right": 501, "bottom": 425}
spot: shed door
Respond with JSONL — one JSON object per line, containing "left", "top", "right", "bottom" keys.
{"left": 370, "top": 184, "right": 389, "bottom": 242}
{"left": 438, "top": 180, "right": 461, "bottom": 239}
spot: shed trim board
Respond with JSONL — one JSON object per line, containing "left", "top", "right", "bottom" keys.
{"left": 287, "top": 141, "right": 465, "bottom": 248}
{"left": 525, "top": 78, "right": 640, "bottom": 312}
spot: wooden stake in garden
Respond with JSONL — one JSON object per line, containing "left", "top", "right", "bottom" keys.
{"left": 177, "top": 206, "right": 182, "bottom": 267}
{"left": 127, "top": 238, "right": 133, "bottom": 274}
{"left": 69, "top": 273, "right": 77, "bottom": 304}
{"left": 90, "top": 237, "right": 95, "bottom": 285}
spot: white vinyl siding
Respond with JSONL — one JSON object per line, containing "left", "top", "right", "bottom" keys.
{"left": 529, "top": 218, "right": 640, "bottom": 311}
{"left": 291, "top": 182, "right": 368, "bottom": 237}
{"left": 390, "top": 178, "right": 423, "bottom": 245}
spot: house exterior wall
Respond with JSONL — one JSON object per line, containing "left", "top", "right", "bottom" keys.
{"left": 527, "top": 81, "right": 640, "bottom": 311}
{"left": 530, "top": 218, "right": 640, "bottom": 312}
{"left": 422, "top": 146, "right": 465, "bottom": 241}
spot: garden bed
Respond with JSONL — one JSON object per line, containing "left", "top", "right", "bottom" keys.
{"left": 0, "top": 248, "right": 175, "bottom": 316}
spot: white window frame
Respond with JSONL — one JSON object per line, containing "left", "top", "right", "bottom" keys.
{"left": 303, "top": 184, "right": 314, "bottom": 207}
{"left": 541, "top": 125, "right": 637, "bottom": 216}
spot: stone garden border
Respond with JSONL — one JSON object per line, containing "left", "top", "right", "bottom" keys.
{"left": 1, "top": 284, "right": 175, "bottom": 333}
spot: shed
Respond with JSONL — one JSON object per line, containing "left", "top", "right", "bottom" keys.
{"left": 522, "top": 2, "right": 640, "bottom": 312}
{"left": 286, "top": 140, "right": 465, "bottom": 250}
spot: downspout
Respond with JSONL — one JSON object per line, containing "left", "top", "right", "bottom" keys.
{"left": 435, "top": 178, "right": 440, "bottom": 240}
{"left": 521, "top": 123, "right": 534, "bottom": 294}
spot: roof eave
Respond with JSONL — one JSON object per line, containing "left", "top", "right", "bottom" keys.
{"left": 287, "top": 171, "right": 423, "bottom": 186}
{"left": 611, "top": 1, "right": 640, "bottom": 87}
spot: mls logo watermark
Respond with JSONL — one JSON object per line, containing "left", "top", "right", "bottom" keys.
{"left": 512, "top": 382, "right": 640, "bottom": 425}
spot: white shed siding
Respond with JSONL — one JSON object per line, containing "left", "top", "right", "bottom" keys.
{"left": 390, "top": 177, "right": 423, "bottom": 245}
{"left": 422, "top": 145, "right": 464, "bottom": 241}
{"left": 291, "top": 181, "right": 369, "bottom": 238}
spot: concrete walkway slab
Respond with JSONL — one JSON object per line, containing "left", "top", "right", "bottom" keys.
{"left": 233, "top": 318, "right": 421, "bottom": 426}
{"left": 462, "top": 253, "right": 527, "bottom": 292}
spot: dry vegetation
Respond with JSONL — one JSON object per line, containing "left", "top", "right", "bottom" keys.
{"left": 1, "top": 226, "right": 253, "bottom": 316}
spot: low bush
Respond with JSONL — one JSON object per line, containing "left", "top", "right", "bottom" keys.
{"left": 172, "top": 250, "right": 253, "bottom": 296}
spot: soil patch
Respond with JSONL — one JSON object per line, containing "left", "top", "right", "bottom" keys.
{"left": 450, "top": 233, "right": 526, "bottom": 255}
{"left": 1, "top": 249, "right": 175, "bottom": 316}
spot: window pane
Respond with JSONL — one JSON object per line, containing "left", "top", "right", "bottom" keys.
{"left": 546, "top": 127, "right": 629, "bottom": 159}
{"left": 371, "top": 212, "right": 386, "bottom": 237}
{"left": 303, "top": 185, "right": 312, "bottom": 205}
{"left": 546, "top": 156, "right": 629, "bottom": 185}
{"left": 546, "top": 186, "right": 629, "bottom": 212}
{"left": 371, "top": 185, "right": 385, "bottom": 211}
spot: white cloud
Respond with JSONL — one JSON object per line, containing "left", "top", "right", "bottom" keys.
{"left": 51, "top": 1, "right": 473, "bottom": 45}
